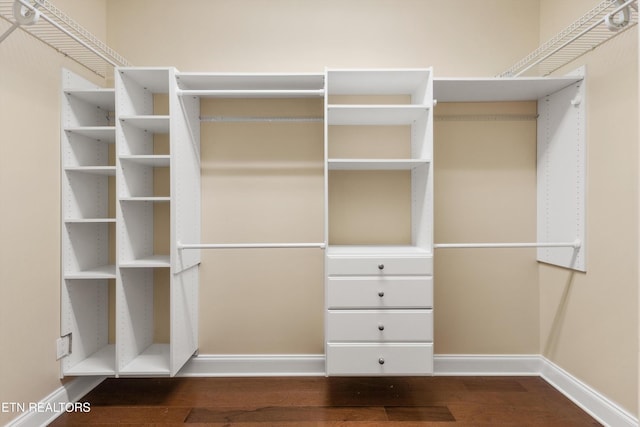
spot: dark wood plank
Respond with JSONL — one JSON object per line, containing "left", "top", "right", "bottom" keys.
{"left": 49, "top": 406, "right": 191, "bottom": 426}
{"left": 78, "top": 378, "right": 187, "bottom": 406}
{"left": 448, "top": 401, "right": 602, "bottom": 426}
{"left": 327, "top": 377, "right": 415, "bottom": 406}
{"left": 185, "top": 406, "right": 388, "bottom": 423}
{"left": 385, "top": 406, "right": 456, "bottom": 421}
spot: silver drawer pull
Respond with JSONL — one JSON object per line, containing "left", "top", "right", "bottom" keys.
{"left": 378, "top": 291, "right": 384, "bottom": 297}
{"left": 378, "top": 264, "right": 385, "bottom": 270}
{"left": 378, "top": 324, "right": 385, "bottom": 331}
{"left": 378, "top": 357, "right": 385, "bottom": 365}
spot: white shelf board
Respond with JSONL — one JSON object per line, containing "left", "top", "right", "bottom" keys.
{"left": 65, "top": 126, "right": 116, "bottom": 143}
{"left": 433, "top": 77, "right": 582, "bottom": 102}
{"left": 64, "top": 89, "right": 115, "bottom": 110}
{"left": 64, "top": 218, "right": 116, "bottom": 223}
{"left": 178, "top": 89, "right": 324, "bottom": 98}
{"left": 328, "top": 159, "right": 430, "bottom": 170}
{"left": 327, "top": 105, "right": 429, "bottom": 125}
{"left": 176, "top": 72, "right": 324, "bottom": 91}
{"left": 120, "top": 155, "right": 171, "bottom": 167}
{"left": 65, "top": 166, "right": 116, "bottom": 176}
{"left": 327, "top": 69, "right": 431, "bottom": 95}
{"left": 64, "top": 264, "right": 116, "bottom": 279}
{"left": 118, "top": 68, "right": 171, "bottom": 93}
{"left": 119, "top": 196, "right": 171, "bottom": 202}
{"left": 64, "top": 345, "right": 115, "bottom": 376}
{"left": 119, "top": 255, "right": 171, "bottom": 268}
{"left": 119, "top": 343, "right": 170, "bottom": 375}
{"left": 327, "top": 245, "right": 432, "bottom": 257}
{"left": 119, "top": 115, "right": 170, "bottom": 133}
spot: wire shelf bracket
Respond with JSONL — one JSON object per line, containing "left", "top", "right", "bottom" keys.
{"left": 0, "top": 0, "right": 130, "bottom": 78}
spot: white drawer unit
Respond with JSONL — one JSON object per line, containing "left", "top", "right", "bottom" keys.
{"left": 327, "top": 276, "right": 433, "bottom": 309}
{"left": 326, "top": 343, "right": 434, "bottom": 376}
{"left": 325, "top": 247, "right": 434, "bottom": 376}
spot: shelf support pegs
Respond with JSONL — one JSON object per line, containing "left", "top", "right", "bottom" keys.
{"left": 571, "top": 95, "right": 582, "bottom": 106}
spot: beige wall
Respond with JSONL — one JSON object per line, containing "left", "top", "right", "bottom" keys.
{"left": 538, "top": 0, "right": 639, "bottom": 414}
{"left": 0, "top": 1, "right": 108, "bottom": 424}
{"left": 106, "top": 0, "right": 539, "bottom": 76}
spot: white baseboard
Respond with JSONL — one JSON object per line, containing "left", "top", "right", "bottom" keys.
{"left": 539, "top": 357, "right": 638, "bottom": 427}
{"left": 177, "top": 354, "right": 326, "bottom": 377}
{"left": 433, "top": 354, "right": 542, "bottom": 376}
{"left": 6, "top": 376, "right": 105, "bottom": 427}
{"left": 17, "top": 354, "right": 638, "bottom": 427}
{"left": 178, "top": 353, "right": 544, "bottom": 377}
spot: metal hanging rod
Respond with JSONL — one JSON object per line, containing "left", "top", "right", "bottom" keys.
{"left": 178, "top": 242, "right": 327, "bottom": 250}
{"left": 199, "top": 116, "right": 323, "bottom": 123}
{"left": 434, "top": 114, "right": 538, "bottom": 122}
{"left": 434, "top": 240, "right": 582, "bottom": 249}
{"left": 0, "top": 0, "right": 130, "bottom": 77}
{"left": 500, "top": 0, "right": 637, "bottom": 77}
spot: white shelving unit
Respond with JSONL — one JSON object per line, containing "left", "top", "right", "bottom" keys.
{"left": 325, "top": 68, "right": 433, "bottom": 249}
{"left": 60, "top": 66, "right": 586, "bottom": 378}
{"left": 61, "top": 69, "right": 117, "bottom": 376}
{"left": 116, "top": 68, "right": 171, "bottom": 276}
{"left": 115, "top": 67, "right": 200, "bottom": 376}
{"left": 60, "top": 67, "right": 200, "bottom": 378}
{"left": 324, "top": 69, "right": 434, "bottom": 376}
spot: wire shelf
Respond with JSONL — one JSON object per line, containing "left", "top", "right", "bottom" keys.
{"left": 0, "top": 0, "right": 130, "bottom": 78}
{"left": 500, "top": 0, "right": 637, "bottom": 77}
{"left": 1, "top": 0, "right": 634, "bottom": 81}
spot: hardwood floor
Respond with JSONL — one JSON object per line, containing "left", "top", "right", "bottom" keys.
{"left": 50, "top": 376, "right": 602, "bottom": 426}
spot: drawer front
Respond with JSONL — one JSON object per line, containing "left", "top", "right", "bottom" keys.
{"left": 326, "top": 343, "right": 433, "bottom": 376}
{"left": 327, "top": 310, "right": 433, "bottom": 342}
{"left": 327, "top": 256, "right": 432, "bottom": 276}
{"left": 327, "top": 276, "right": 433, "bottom": 309}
